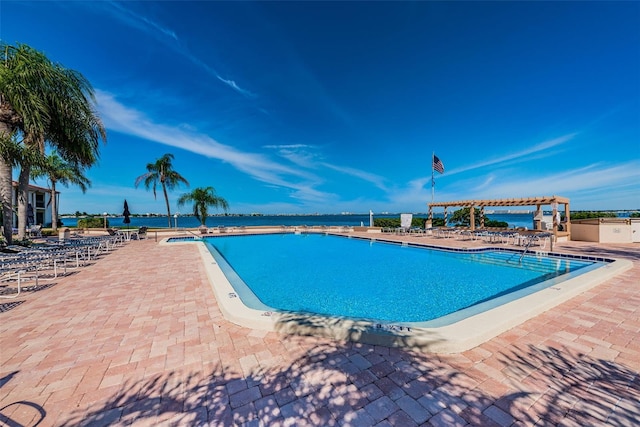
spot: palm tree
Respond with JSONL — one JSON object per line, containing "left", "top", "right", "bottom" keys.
{"left": 177, "top": 186, "right": 229, "bottom": 227}
{"left": 0, "top": 42, "right": 105, "bottom": 241}
{"left": 135, "top": 153, "right": 189, "bottom": 227}
{"left": 31, "top": 152, "right": 91, "bottom": 232}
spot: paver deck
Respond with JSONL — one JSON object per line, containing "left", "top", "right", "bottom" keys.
{"left": 1, "top": 233, "right": 638, "bottom": 426}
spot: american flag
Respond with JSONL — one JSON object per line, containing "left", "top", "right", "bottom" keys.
{"left": 433, "top": 155, "right": 444, "bottom": 174}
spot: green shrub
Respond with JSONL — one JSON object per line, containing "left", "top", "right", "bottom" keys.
{"left": 373, "top": 218, "right": 400, "bottom": 228}
{"left": 78, "top": 217, "right": 108, "bottom": 228}
{"left": 629, "top": 212, "right": 640, "bottom": 218}
{"left": 431, "top": 218, "right": 445, "bottom": 227}
{"left": 485, "top": 219, "right": 508, "bottom": 228}
{"left": 571, "top": 211, "right": 617, "bottom": 220}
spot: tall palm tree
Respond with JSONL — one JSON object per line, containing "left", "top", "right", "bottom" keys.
{"left": 31, "top": 152, "right": 91, "bottom": 232}
{"left": 178, "top": 186, "right": 229, "bottom": 227}
{"left": 0, "top": 42, "right": 105, "bottom": 241}
{"left": 135, "top": 153, "right": 189, "bottom": 227}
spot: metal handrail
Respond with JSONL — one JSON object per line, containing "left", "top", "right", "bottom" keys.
{"left": 518, "top": 237, "right": 536, "bottom": 263}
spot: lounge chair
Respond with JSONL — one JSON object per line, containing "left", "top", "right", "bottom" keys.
{"left": 132, "top": 226, "right": 148, "bottom": 240}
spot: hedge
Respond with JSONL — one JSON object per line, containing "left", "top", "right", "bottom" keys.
{"left": 77, "top": 217, "right": 108, "bottom": 228}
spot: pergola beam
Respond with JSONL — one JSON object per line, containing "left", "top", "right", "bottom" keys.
{"left": 428, "top": 195, "right": 569, "bottom": 209}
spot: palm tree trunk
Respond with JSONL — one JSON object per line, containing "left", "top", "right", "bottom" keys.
{"left": 0, "top": 115, "right": 15, "bottom": 244}
{"left": 17, "top": 166, "right": 30, "bottom": 240}
{"left": 51, "top": 181, "right": 58, "bottom": 233}
{"left": 162, "top": 183, "right": 172, "bottom": 227}
{"left": 0, "top": 157, "right": 13, "bottom": 244}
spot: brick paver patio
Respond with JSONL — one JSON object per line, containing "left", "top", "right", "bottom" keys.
{"left": 1, "top": 234, "right": 638, "bottom": 426}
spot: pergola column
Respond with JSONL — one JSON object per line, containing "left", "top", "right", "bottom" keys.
{"left": 480, "top": 206, "right": 485, "bottom": 229}
{"left": 551, "top": 200, "right": 559, "bottom": 237}
{"left": 534, "top": 204, "right": 542, "bottom": 230}
{"left": 469, "top": 205, "right": 475, "bottom": 231}
{"left": 444, "top": 207, "right": 448, "bottom": 227}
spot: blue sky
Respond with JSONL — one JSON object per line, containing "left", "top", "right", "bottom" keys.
{"left": 2, "top": 1, "right": 639, "bottom": 215}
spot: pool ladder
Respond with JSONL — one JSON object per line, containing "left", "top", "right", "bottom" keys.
{"left": 518, "top": 237, "right": 536, "bottom": 263}
{"left": 506, "top": 237, "right": 535, "bottom": 265}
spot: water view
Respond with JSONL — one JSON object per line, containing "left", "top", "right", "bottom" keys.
{"left": 60, "top": 212, "right": 538, "bottom": 229}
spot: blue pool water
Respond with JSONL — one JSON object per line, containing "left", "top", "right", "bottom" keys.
{"left": 202, "top": 234, "right": 602, "bottom": 324}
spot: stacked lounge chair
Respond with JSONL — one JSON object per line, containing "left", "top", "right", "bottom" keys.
{"left": 0, "top": 232, "right": 130, "bottom": 299}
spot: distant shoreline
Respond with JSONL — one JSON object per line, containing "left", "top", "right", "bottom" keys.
{"left": 56, "top": 211, "right": 638, "bottom": 230}
{"left": 60, "top": 209, "right": 639, "bottom": 219}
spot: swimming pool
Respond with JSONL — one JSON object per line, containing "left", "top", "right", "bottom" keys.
{"left": 165, "top": 232, "right": 632, "bottom": 352}
{"left": 204, "top": 233, "right": 600, "bottom": 324}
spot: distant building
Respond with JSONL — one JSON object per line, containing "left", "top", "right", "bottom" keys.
{"left": 11, "top": 181, "right": 57, "bottom": 227}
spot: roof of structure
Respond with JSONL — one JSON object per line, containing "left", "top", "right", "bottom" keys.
{"left": 11, "top": 181, "right": 58, "bottom": 193}
{"left": 428, "top": 195, "right": 569, "bottom": 208}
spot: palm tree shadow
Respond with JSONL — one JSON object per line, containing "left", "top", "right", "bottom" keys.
{"left": 57, "top": 337, "right": 639, "bottom": 425}
{"left": 57, "top": 340, "right": 495, "bottom": 426}
{"left": 0, "top": 371, "right": 47, "bottom": 426}
{"left": 271, "top": 310, "right": 447, "bottom": 351}
{"left": 497, "top": 344, "right": 640, "bottom": 425}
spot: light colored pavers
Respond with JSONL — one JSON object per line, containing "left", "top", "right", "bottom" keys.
{"left": 0, "top": 234, "right": 638, "bottom": 426}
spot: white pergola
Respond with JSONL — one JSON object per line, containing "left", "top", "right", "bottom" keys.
{"left": 427, "top": 195, "right": 571, "bottom": 238}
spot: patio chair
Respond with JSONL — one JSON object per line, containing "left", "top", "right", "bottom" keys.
{"left": 106, "top": 228, "right": 123, "bottom": 237}
{"left": 27, "top": 224, "right": 43, "bottom": 238}
{"left": 133, "top": 226, "right": 148, "bottom": 240}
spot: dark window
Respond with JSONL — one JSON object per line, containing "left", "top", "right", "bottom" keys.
{"left": 36, "top": 193, "right": 45, "bottom": 209}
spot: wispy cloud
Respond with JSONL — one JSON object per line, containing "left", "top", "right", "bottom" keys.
{"left": 385, "top": 155, "right": 640, "bottom": 212}
{"left": 264, "top": 144, "right": 389, "bottom": 191}
{"left": 263, "top": 144, "right": 314, "bottom": 149}
{"left": 446, "top": 133, "right": 577, "bottom": 175}
{"left": 95, "top": 1, "right": 254, "bottom": 98}
{"left": 484, "top": 161, "right": 640, "bottom": 198}
{"left": 216, "top": 76, "right": 256, "bottom": 98}
{"left": 95, "top": 90, "right": 335, "bottom": 198}
{"left": 264, "top": 144, "right": 322, "bottom": 168}
{"left": 101, "top": 1, "right": 178, "bottom": 42}
{"left": 472, "top": 175, "right": 496, "bottom": 192}
{"left": 433, "top": 160, "right": 640, "bottom": 209}
{"left": 321, "top": 163, "right": 389, "bottom": 192}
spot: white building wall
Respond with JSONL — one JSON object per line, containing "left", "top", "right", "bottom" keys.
{"left": 11, "top": 182, "right": 55, "bottom": 228}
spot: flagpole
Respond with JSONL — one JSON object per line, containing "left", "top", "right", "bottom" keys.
{"left": 431, "top": 151, "right": 435, "bottom": 204}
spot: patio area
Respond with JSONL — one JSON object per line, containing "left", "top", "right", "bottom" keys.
{"left": 1, "top": 233, "right": 638, "bottom": 426}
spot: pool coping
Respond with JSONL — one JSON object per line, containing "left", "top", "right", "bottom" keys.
{"left": 162, "top": 234, "right": 634, "bottom": 353}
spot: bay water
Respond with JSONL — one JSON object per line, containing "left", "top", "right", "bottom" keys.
{"left": 61, "top": 212, "right": 536, "bottom": 229}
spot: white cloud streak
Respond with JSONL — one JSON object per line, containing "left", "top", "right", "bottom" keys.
{"left": 477, "top": 161, "right": 640, "bottom": 199}
{"left": 387, "top": 155, "right": 640, "bottom": 212}
{"left": 103, "top": 1, "right": 178, "bottom": 41}
{"left": 264, "top": 144, "right": 322, "bottom": 169}
{"left": 216, "top": 76, "right": 256, "bottom": 98}
{"left": 95, "top": 90, "right": 336, "bottom": 203}
{"left": 99, "top": 1, "right": 254, "bottom": 98}
{"left": 264, "top": 144, "right": 389, "bottom": 191}
{"left": 446, "top": 133, "right": 577, "bottom": 176}
{"left": 321, "top": 163, "right": 389, "bottom": 192}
